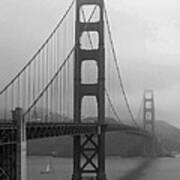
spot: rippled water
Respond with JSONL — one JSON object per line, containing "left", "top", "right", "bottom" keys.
{"left": 28, "top": 156, "right": 180, "bottom": 180}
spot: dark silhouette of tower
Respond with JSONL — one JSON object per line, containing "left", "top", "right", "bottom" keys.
{"left": 72, "top": 0, "right": 106, "bottom": 180}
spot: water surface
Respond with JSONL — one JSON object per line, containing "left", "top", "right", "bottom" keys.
{"left": 28, "top": 156, "right": 180, "bottom": 180}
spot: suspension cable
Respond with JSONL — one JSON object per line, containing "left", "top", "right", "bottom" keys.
{"left": 0, "top": 0, "right": 75, "bottom": 96}
{"left": 136, "top": 97, "right": 143, "bottom": 126}
{"left": 24, "top": 3, "right": 98, "bottom": 117}
{"left": 24, "top": 46, "right": 74, "bottom": 116}
{"left": 104, "top": 6, "right": 138, "bottom": 127}
{"left": 105, "top": 89, "right": 123, "bottom": 123}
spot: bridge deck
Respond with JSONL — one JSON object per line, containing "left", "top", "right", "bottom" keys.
{"left": 0, "top": 121, "right": 149, "bottom": 144}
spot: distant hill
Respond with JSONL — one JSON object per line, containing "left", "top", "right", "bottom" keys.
{"left": 27, "top": 119, "right": 180, "bottom": 156}
{"left": 28, "top": 132, "right": 145, "bottom": 157}
{"left": 155, "top": 120, "right": 180, "bottom": 152}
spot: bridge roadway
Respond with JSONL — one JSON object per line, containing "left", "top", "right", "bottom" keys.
{"left": 0, "top": 121, "right": 149, "bottom": 144}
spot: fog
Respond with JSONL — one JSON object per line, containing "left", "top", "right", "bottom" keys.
{"left": 0, "top": 0, "right": 180, "bottom": 126}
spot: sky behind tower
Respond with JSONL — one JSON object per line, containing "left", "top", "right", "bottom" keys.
{"left": 0, "top": 0, "right": 180, "bottom": 126}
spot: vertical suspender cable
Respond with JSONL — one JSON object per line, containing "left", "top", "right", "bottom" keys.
{"left": 46, "top": 44, "right": 49, "bottom": 122}
{"left": 28, "top": 65, "right": 31, "bottom": 121}
{"left": 50, "top": 38, "right": 53, "bottom": 119}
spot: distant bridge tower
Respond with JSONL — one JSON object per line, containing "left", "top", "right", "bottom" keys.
{"left": 143, "top": 90, "right": 155, "bottom": 132}
{"left": 72, "top": 0, "right": 106, "bottom": 180}
{"left": 143, "top": 90, "right": 156, "bottom": 156}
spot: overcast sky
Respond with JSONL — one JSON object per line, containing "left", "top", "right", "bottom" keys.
{"left": 1, "top": 0, "right": 180, "bottom": 127}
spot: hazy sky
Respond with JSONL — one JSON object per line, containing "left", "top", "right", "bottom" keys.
{"left": 1, "top": 0, "right": 180, "bottom": 127}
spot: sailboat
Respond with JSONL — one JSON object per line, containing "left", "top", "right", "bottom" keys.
{"left": 40, "top": 158, "right": 54, "bottom": 174}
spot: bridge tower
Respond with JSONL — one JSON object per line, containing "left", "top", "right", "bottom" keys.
{"left": 73, "top": 0, "right": 106, "bottom": 180}
{"left": 143, "top": 90, "right": 156, "bottom": 156}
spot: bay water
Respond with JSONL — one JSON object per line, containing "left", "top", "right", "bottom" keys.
{"left": 28, "top": 156, "right": 180, "bottom": 180}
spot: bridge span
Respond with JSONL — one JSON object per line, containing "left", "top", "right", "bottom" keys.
{"left": 0, "top": 117, "right": 148, "bottom": 143}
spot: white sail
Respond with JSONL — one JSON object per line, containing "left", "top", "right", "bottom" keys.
{"left": 40, "top": 159, "right": 54, "bottom": 174}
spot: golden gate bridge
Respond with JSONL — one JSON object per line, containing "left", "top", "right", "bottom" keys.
{"left": 0, "top": 0, "right": 157, "bottom": 179}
